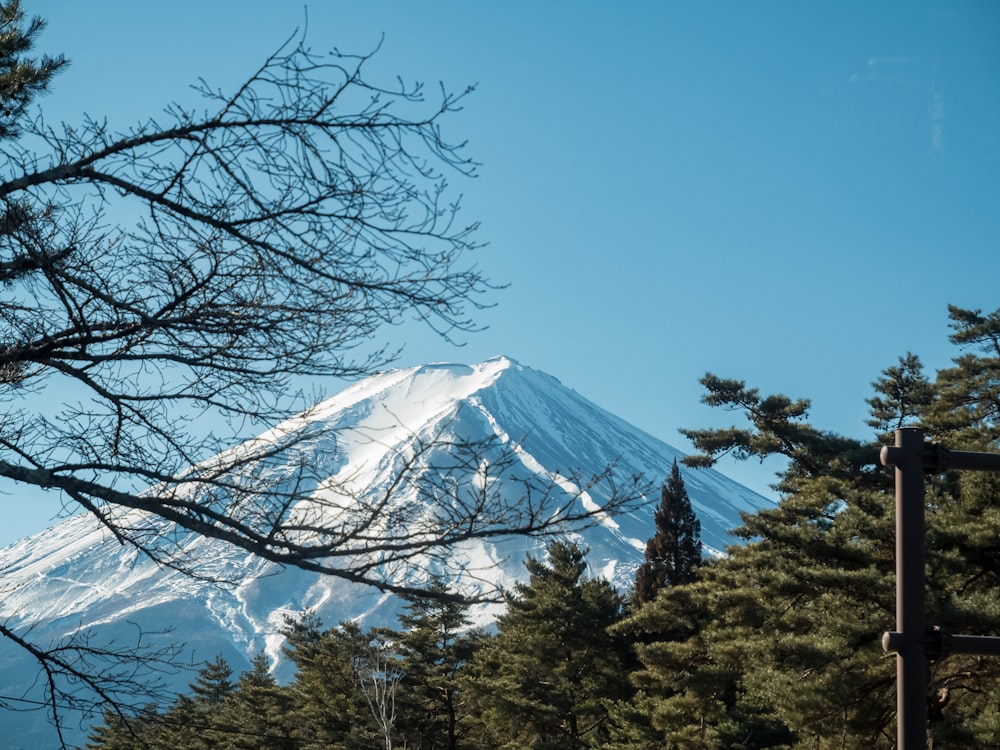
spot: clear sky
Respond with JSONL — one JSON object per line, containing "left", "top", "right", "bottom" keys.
{"left": 4, "top": 0, "right": 999, "bottom": 546}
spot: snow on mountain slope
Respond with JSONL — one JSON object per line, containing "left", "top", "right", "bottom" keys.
{"left": 0, "top": 356, "right": 773, "bottom": 748}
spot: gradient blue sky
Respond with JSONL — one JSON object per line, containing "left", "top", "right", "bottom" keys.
{"left": 4, "top": 1, "right": 999, "bottom": 545}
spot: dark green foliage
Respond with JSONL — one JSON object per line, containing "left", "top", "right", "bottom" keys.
{"left": 0, "top": 0, "right": 66, "bottom": 388}
{"left": 620, "top": 304, "right": 1000, "bottom": 748}
{"left": 394, "top": 581, "right": 481, "bottom": 750}
{"left": 466, "top": 542, "right": 631, "bottom": 749}
{"left": 84, "top": 658, "right": 241, "bottom": 749}
{"left": 618, "top": 567, "right": 799, "bottom": 749}
{"left": 189, "top": 655, "right": 235, "bottom": 706}
{"left": 212, "top": 653, "right": 296, "bottom": 750}
{"left": 929, "top": 305, "right": 1000, "bottom": 446}
{"left": 279, "top": 616, "right": 383, "bottom": 749}
{"left": 0, "top": 0, "right": 65, "bottom": 139}
{"left": 601, "top": 692, "right": 662, "bottom": 750}
{"left": 634, "top": 459, "right": 700, "bottom": 604}
{"left": 79, "top": 508, "right": 691, "bottom": 750}
{"left": 865, "top": 352, "right": 933, "bottom": 435}
{"left": 84, "top": 704, "right": 161, "bottom": 749}
{"left": 679, "top": 374, "right": 874, "bottom": 493}
{"left": 623, "top": 470, "right": 896, "bottom": 745}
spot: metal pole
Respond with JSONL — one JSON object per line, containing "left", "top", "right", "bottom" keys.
{"left": 881, "top": 427, "right": 928, "bottom": 749}
{"left": 880, "top": 432, "right": 1000, "bottom": 748}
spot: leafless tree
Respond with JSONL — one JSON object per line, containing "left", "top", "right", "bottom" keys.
{"left": 0, "top": 3, "right": 648, "bottom": 743}
{"left": 355, "top": 630, "right": 404, "bottom": 750}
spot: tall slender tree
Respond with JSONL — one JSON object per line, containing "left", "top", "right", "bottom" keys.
{"left": 634, "top": 459, "right": 701, "bottom": 605}
{"left": 394, "top": 581, "right": 480, "bottom": 750}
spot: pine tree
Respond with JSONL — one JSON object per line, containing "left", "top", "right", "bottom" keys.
{"left": 190, "top": 655, "right": 235, "bottom": 706}
{"left": 84, "top": 704, "right": 160, "bottom": 749}
{"left": 280, "top": 615, "right": 383, "bottom": 750}
{"left": 214, "top": 652, "right": 296, "bottom": 750}
{"left": 0, "top": 0, "right": 65, "bottom": 140}
{"left": 865, "top": 352, "right": 933, "bottom": 435}
{"left": 393, "top": 580, "right": 480, "bottom": 750}
{"left": 928, "top": 304, "right": 1000, "bottom": 446}
{"left": 634, "top": 459, "right": 701, "bottom": 604}
{"left": 631, "top": 379, "right": 885, "bottom": 746}
{"left": 467, "top": 542, "right": 630, "bottom": 749}
{"left": 154, "top": 656, "right": 238, "bottom": 749}
{"left": 624, "top": 306, "right": 1000, "bottom": 746}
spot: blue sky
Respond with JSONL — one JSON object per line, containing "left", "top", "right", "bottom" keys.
{"left": 4, "top": 1, "right": 999, "bottom": 545}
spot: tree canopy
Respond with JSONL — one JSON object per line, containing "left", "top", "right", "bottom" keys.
{"left": 465, "top": 541, "right": 631, "bottom": 749}
{"left": 85, "top": 544, "right": 633, "bottom": 750}
{"left": 616, "top": 304, "right": 1000, "bottom": 747}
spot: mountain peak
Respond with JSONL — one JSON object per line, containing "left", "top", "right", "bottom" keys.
{"left": 0, "top": 358, "right": 773, "bottom": 749}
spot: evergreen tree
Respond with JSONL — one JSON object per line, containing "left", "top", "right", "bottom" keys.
{"left": 623, "top": 306, "right": 1000, "bottom": 746}
{"left": 623, "top": 392, "right": 897, "bottom": 746}
{"left": 87, "top": 658, "right": 240, "bottom": 749}
{"left": 634, "top": 459, "right": 700, "bottom": 604}
{"left": 601, "top": 692, "right": 663, "bottom": 750}
{"left": 618, "top": 567, "right": 796, "bottom": 749}
{"left": 214, "top": 652, "right": 296, "bottom": 750}
{"left": 280, "top": 614, "right": 383, "bottom": 750}
{"left": 0, "top": 0, "right": 65, "bottom": 140}
{"left": 154, "top": 656, "right": 238, "bottom": 749}
{"left": 680, "top": 374, "right": 873, "bottom": 492}
{"left": 865, "top": 352, "right": 933, "bottom": 435}
{"left": 929, "top": 304, "right": 1000, "bottom": 446}
{"left": 467, "top": 542, "right": 630, "bottom": 749}
{"left": 393, "top": 580, "right": 481, "bottom": 750}
{"left": 84, "top": 704, "right": 161, "bottom": 749}
{"left": 190, "top": 655, "right": 235, "bottom": 706}
{"left": 84, "top": 656, "right": 298, "bottom": 750}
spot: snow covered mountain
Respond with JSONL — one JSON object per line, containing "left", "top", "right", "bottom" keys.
{"left": 0, "top": 356, "right": 772, "bottom": 748}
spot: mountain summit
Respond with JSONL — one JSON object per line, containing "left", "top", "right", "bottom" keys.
{"left": 0, "top": 357, "right": 772, "bottom": 747}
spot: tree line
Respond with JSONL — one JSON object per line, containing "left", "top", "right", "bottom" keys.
{"left": 88, "top": 304, "right": 1000, "bottom": 748}
{"left": 83, "top": 540, "right": 633, "bottom": 750}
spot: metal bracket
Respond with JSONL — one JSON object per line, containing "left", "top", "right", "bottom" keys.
{"left": 881, "top": 627, "right": 950, "bottom": 661}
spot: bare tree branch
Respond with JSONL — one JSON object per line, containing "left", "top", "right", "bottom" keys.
{"left": 0, "top": 20, "right": 648, "bottom": 745}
